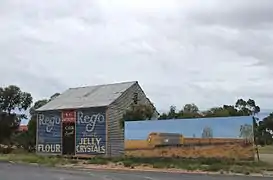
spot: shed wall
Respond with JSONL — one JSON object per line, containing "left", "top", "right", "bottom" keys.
{"left": 75, "top": 107, "right": 107, "bottom": 156}
{"left": 36, "top": 110, "right": 62, "bottom": 155}
{"left": 107, "top": 82, "right": 152, "bottom": 156}
{"left": 36, "top": 107, "right": 108, "bottom": 156}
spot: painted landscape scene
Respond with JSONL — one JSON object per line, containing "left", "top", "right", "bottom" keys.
{"left": 125, "top": 116, "right": 255, "bottom": 160}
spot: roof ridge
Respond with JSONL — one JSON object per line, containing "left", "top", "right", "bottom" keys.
{"left": 69, "top": 81, "right": 137, "bottom": 90}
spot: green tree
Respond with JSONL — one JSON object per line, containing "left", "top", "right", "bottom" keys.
{"left": 203, "top": 107, "right": 230, "bottom": 117}
{"left": 158, "top": 105, "right": 178, "bottom": 119}
{"left": 0, "top": 112, "right": 19, "bottom": 143}
{"left": 29, "top": 99, "right": 48, "bottom": 116}
{"left": 158, "top": 112, "right": 168, "bottom": 120}
{"left": 180, "top": 103, "right": 202, "bottom": 118}
{"left": 254, "top": 113, "right": 273, "bottom": 145}
{"left": 0, "top": 85, "right": 33, "bottom": 143}
{"left": 203, "top": 99, "right": 260, "bottom": 117}
{"left": 159, "top": 104, "right": 202, "bottom": 119}
{"left": 235, "top": 98, "right": 260, "bottom": 116}
{"left": 0, "top": 85, "right": 32, "bottom": 114}
{"left": 120, "top": 103, "right": 155, "bottom": 129}
{"left": 168, "top": 105, "right": 178, "bottom": 119}
{"left": 183, "top": 103, "right": 199, "bottom": 114}
{"left": 263, "top": 113, "right": 273, "bottom": 131}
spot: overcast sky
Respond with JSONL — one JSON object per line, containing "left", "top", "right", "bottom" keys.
{"left": 1, "top": 0, "right": 273, "bottom": 113}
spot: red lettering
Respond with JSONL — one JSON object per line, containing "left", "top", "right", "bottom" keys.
{"left": 62, "top": 110, "right": 76, "bottom": 122}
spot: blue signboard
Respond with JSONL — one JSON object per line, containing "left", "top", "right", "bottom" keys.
{"left": 75, "top": 108, "right": 106, "bottom": 155}
{"left": 36, "top": 112, "right": 62, "bottom": 155}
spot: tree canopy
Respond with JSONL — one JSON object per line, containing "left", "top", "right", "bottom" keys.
{"left": 0, "top": 85, "right": 33, "bottom": 144}
{"left": 119, "top": 103, "right": 155, "bottom": 129}
{"left": 158, "top": 99, "right": 261, "bottom": 119}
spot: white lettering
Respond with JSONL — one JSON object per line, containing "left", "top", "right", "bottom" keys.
{"left": 76, "top": 138, "right": 105, "bottom": 154}
{"left": 37, "top": 144, "right": 61, "bottom": 153}
{"left": 65, "top": 126, "right": 74, "bottom": 130}
{"left": 38, "top": 114, "right": 61, "bottom": 133}
{"left": 77, "top": 111, "right": 105, "bottom": 132}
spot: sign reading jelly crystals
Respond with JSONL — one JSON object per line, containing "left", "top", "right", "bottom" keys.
{"left": 36, "top": 112, "right": 62, "bottom": 155}
{"left": 75, "top": 109, "right": 106, "bottom": 155}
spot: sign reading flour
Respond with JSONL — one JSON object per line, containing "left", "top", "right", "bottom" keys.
{"left": 36, "top": 112, "right": 62, "bottom": 155}
{"left": 75, "top": 108, "right": 107, "bottom": 155}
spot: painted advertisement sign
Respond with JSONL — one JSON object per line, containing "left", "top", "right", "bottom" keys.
{"left": 62, "top": 110, "right": 76, "bottom": 123}
{"left": 124, "top": 116, "right": 255, "bottom": 160}
{"left": 36, "top": 112, "right": 62, "bottom": 155}
{"left": 75, "top": 108, "right": 107, "bottom": 155}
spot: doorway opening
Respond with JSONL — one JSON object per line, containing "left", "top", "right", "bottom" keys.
{"left": 62, "top": 121, "right": 75, "bottom": 155}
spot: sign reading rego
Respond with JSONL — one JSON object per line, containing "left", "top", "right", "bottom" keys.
{"left": 36, "top": 112, "right": 62, "bottom": 154}
{"left": 36, "top": 108, "right": 107, "bottom": 156}
{"left": 75, "top": 110, "right": 106, "bottom": 155}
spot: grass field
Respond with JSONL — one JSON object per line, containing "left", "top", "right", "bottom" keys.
{"left": 125, "top": 138, "right": 254, "bottom": 160}
{"left": 0, "top": 153, "right": 271, "bottom": 174}
{"left": 257, "top": 146, "right": 273, "bottom": 164}
{"left": 259, "top": 146, "right": 273, "bottom": 154}
{"left": 125, "top": 144, "right": 254, "bottom": 160}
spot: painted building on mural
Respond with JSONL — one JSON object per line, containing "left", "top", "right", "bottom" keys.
{"left": 35, "top": 81, "right": 157, "bottom": 157}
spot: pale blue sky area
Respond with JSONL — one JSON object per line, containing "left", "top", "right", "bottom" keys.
{"left": 125, "top": 116, "right": 254, "bottom": 140}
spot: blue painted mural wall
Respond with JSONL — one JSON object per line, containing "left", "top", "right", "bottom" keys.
{"left": 36, "top": 111, "right": 62, "bottom": 155}
{"left": 37, "top": 107, "right": 107, "bottom": 156}
{"left": 75, "top": 108, "right": 106, "bottom": 155}
{"left": 125, "top": 116, "right": 253, "bottom": 140}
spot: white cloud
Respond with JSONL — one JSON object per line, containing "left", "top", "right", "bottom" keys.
{"left": 1, "top": 0, "right": 273, "bottom": 114}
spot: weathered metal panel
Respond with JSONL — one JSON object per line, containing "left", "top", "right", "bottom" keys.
{"left": 75, "top": 107, "right": 107, "bottom": 155}
{"left": 107, "top": 82, "right": 152, "bottom": 156}
{"left": 37, "top": 81, "right": 136, "bottom": 111}
{"left": 36, "top": 111, "right": 62, "bottom": 155}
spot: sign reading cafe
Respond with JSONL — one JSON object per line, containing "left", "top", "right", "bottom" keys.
{"left": 75, "top": 111, "right": 106, "bottom": 154}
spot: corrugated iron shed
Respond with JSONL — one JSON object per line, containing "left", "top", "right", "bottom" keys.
{"left": 36, "top": 81, "right": 137, "bottom": 111}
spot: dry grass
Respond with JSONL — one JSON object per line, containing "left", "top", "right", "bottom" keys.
{"left": 125, "top": 144, "right": 255, "bottom": 160}
{"left": 259, "top": 146, "right": 273, "bottom": 154}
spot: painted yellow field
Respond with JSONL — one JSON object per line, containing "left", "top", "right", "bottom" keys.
{"left": 184, "top": 137, "right": 246, "bottom": 145}
{"left": 125, "top": 140, "right": 151, "bottom": 149}
{"left": 125, "top": 144, "right": 255, "bottom": 160}
{"left": 125, "top": 138, "right": 247, "bottom": 150}
{"left": 124, "top": 138, "right": 254, "bottom": 160}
